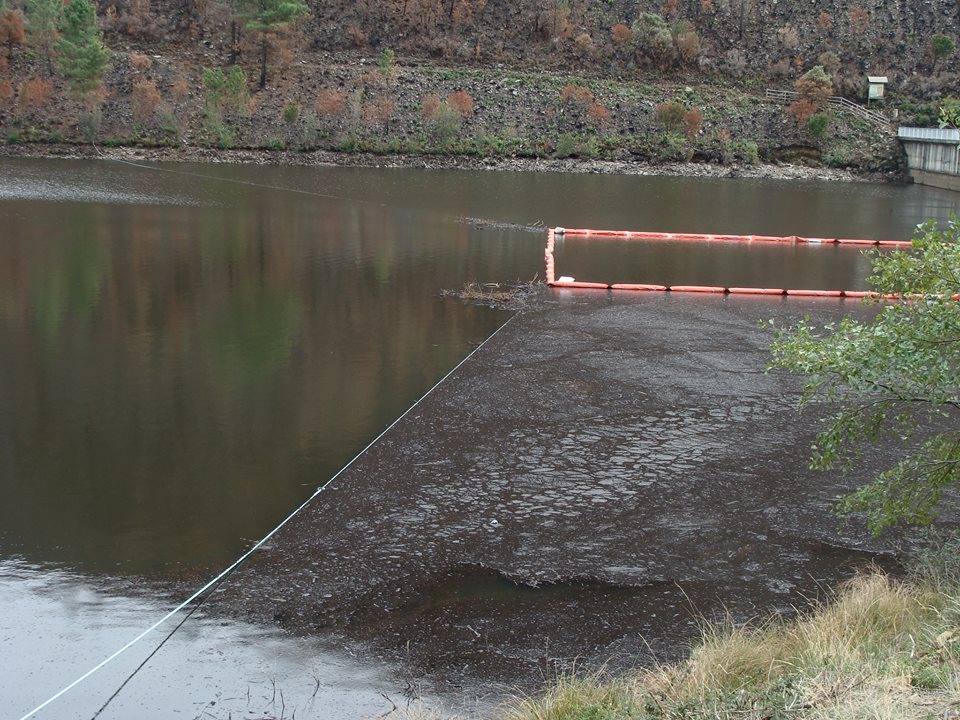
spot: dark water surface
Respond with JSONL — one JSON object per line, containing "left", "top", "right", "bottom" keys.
{"left": 1, "top": 157, "right": 958, "bottom": 718}
{"left": 554, "top": 238, "right": 880, "bottom": 290}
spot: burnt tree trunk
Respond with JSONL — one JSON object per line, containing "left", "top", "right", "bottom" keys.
{"left": 228, "top": 20, "right": 240, "bottom": 64}
{"left": 259, "top": 32, "right": 267, "bottom": 89}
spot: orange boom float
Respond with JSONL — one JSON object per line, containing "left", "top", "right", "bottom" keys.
{"left": 545, "top": 227, "right": 911, "bottom": 299}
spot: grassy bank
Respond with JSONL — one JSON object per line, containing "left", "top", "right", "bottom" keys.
{"left": 499, "top": 542, "right": 960, "bottom": 720}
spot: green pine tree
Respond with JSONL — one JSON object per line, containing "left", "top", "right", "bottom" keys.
{"left": 233, "top": 0, "right": 308, "bottom": 89}
{"left": 56, "top": 0, "right": 108, "bottom": 95}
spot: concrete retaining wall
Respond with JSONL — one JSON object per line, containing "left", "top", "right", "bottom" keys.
{"left": 899, "top": 126, "right": 960, "bottom": 190}
{"left": 907, "top": 168, "right": 960, "bottom": 192}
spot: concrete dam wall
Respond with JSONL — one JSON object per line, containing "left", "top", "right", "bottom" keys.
{"left": 899, "top": 127, "right": 960, "bottom": 192}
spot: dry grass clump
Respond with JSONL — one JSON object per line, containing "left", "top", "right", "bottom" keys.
{"left": 443, "top": 281, "right": 524, "bottom": 303}
{"left": 507, "top": 555, "right": 960, "bottom": 720}
{"left": 507, "top": 673, "right": 641, "bottom": 720}
{"left": 441, "top": 278, "right": 542, "bottom": 309}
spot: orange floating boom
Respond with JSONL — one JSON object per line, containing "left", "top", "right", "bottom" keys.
{"left": 552, "top": 227, "right": 910, "bottom": 248}
{"left": 547, "top": 226, "right": 913, "bottom": 300}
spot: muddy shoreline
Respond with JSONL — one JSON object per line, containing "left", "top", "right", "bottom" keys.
{"left": 199, "top": 291, "right": 912, "bottom": 708}
{"left": 0, "top": 142, "right": 899, "bottom": 183}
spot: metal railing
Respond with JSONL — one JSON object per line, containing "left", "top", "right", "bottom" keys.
{"left": 898, "top": 126, "right": 960, "bottom": 143}
{"left": 764, "top": 88, "right": 893, "bottom": 131}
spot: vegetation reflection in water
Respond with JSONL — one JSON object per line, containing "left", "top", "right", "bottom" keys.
{"left": 0, "top": 165, "right": 531, "bottom": 576}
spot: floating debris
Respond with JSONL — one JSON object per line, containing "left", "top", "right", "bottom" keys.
{"left": 441, "top": 279, "right": 543, "bottom": 309}
{"left": 456, "top": 216, "right": 547, "bottom": 233}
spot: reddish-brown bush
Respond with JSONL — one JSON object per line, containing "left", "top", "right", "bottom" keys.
{"left": 0, "top": 78, "right": 13, "bottom": 103}
{"left": 787, "top": 66, "right": 833, "bottom": 125}
{"left": 0, "top": 9, "right": 26, "bottom": 57}
{"left": 346, "top": 24, "right": 367, "bottom": 47}
{"left": 360, "top": 69, "right": 385, "bottom": 87}
{"left": 452, "top": 0, "right": 486, "bottom": 26}
{"left": 586, "top": 102, "right": 610, "bottom": 126}
{"left": 683, "top": 107, "right": 703, "bottom": 138}
{"left": 788, "top": 98, "right": 818, "bottom": 124}
{"left": 272, "top": 33, "right": 295, "bottom": 71}
{"left": 654, "top": 100, "right": 686, "bottom": 131}
{"left": 817, "top": 11, "right": 833, "bottom": 30}
{"left": 109, "top": 0, "right": 161, "bottom": 40}
{"left": 777, "top": 24, "right": 799, "bottom": 50}
{"left": 18, "top": 76, "right": 51, "bottom": 113}
{"left": 129, "top": 52, "right": 152, "bottom": 71}
{"left": 538, "top": 4, "right": 573, "bottom": 41}
{"left": 700, "top": 0, "right": 714, "bottom": 13}
{"left": 363, "top": 96, "right": 396, "bottom": 129}
{"left": 170, "top": 77, "right": 190, "bottom": 100}
{"left": 421, "top": 93, "right": 442, "bottom": 120}
{"left": 795, "top": 65, "right": 833, "bottom": 104}
{"left": 560, "top": 83, "right": 594, "bottom": 105}
{"left": 574, "top": 32, "right": 593, "bottom": 53}
{"left": 676, "top": 29, "right": 700, "bottom": 63}
{"left": 446, "top": 89, "right": 475, "bottom": 116}
{"left": 315, "top": 88, "right": 347, "bottom": 118}
{"left": 131, "top": 78, "right": 161, "bottom": 126}
{"left": 849, "top": 6, "right": 870, "bottom": 32}
{"left": 661, "top": 0, "right": 679, "bottom": 18}
{"left": 610, "top": 23, "right": 632, "bottom": 46}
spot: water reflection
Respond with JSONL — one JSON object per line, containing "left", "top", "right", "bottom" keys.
{"left": 0, "top": 160, "right": 532, "bottom": 576}
{"left": 554, "top": 238, "right": 877, "bottom": 290}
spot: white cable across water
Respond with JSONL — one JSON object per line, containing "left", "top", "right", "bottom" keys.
{"left": 16, "top": 312, "right": 516, "bottom": 720}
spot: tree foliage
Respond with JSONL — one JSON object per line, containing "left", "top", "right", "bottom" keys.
{"left": 202, "top": 65, "right": 249, "bottom": 116}
{"left": 654, "top": 99, "right": 686, "bottom": 132}
{"left": 771, "top": 220, "right": 960, "bottom": 534}
{"left": 632, "top": 12, "right": 673, "bottom": 61}
{"left": 932, "top": 33, "right": 956, "bottom": 60}
{"left": 0, "top": 8, "right": 26, "bottom": 59}
{"left": 232, "top": 0, "right": 308, "bottom": 88}
{"left": 56, "top": 0, "right": 109, "bottom": 94}
{"left": 806, "top": 111, "right": 829, "bottom": 138}
{"left": 789, "top": 64, "right": 833, "bottom": 127}
{"left": 23, "top": 0, "right": 62, "bottom": 71}
{"left": 795, "top": 65, "right": 833, "bottom": 103}
{"left": 938, "top": 97, "right": 960, "bottom": 129}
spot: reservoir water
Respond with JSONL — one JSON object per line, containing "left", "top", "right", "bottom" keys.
{"left": 1, "top": 157, "right": 957, "bottom": 718}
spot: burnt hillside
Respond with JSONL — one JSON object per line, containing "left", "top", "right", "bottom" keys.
{"left": 116, "top": 0, "right": 959, "bottom": 98}
{"left": 0, "top": 0, "right": 933, "bottom": 171}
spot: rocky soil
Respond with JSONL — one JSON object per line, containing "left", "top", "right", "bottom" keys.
{"left": 115, "top": 0, "right": 960, "bottom": 98}
{"left": 0, "top": 139, "right": 891, "bottom": 183}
